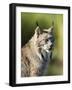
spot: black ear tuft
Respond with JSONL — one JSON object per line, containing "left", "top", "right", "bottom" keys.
{"left": 52, "top": 21, "right": 54, "bottom": 26}
{"left": 36, "top": 21, "right": 39, "bottom": 26}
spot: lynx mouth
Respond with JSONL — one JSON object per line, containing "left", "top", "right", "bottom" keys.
{"left": 49, "top": 46, "right": 53, "bottom": 50}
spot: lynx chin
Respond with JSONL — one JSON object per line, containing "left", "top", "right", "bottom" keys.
{"left": 21, "top": 24, "right": 54, "bottom": 77}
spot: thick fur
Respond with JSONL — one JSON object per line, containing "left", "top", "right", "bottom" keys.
{"left": 21, "top": 26, "right": 54, "bottom": 77}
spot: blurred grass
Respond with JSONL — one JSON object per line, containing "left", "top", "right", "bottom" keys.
{"left": 47, "top": 59, "right": 63, "bottom": 76}
{"left": 21, "top": 12, "right": 63, "bottom": 76}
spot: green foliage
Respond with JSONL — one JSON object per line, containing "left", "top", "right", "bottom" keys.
{"left": 21, "top": 12, "right": 63, "bottom": 76}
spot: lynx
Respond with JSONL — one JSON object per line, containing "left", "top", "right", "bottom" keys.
{"left": 21, "top": 24, "right": 54, "bottom": 77}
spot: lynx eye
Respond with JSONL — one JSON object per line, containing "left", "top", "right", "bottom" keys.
{"left": 45, "top": 39, "right": 49, "bottom": 42}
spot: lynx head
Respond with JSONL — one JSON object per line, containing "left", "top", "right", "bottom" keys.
{"left": 34, "top": 25, "right": 54, "bottom": 53}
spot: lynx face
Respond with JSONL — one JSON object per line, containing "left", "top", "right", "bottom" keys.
{"left": 35, "top": 26, "right": 54, "bottom": 53}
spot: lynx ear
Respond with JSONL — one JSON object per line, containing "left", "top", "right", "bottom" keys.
{"left": 44, "top": 26, "right": 53, "bottom": 33}
{"left": 35, "top": 26, "right": 42, "bottom": 37}
{"left": 48, "top": 26, "right": 53, "bottom": 33}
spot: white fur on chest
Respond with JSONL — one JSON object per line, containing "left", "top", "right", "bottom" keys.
{"left": 36, "top": 49, "right": 51, "bottom": 75}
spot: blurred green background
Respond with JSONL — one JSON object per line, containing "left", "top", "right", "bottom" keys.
{"left": 21, "top": 12, "right": 63, "bottom": 76}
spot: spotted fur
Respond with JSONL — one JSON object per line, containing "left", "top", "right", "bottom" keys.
{"left": 21, "top": 26, "right": 54, "bottom": 77}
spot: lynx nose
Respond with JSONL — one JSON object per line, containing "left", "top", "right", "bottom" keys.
{"left": 50, "top": 37, "right": 55, "bottom": 49}
{"left": 49, "top": 42, "right": 54, "bottom": 50}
